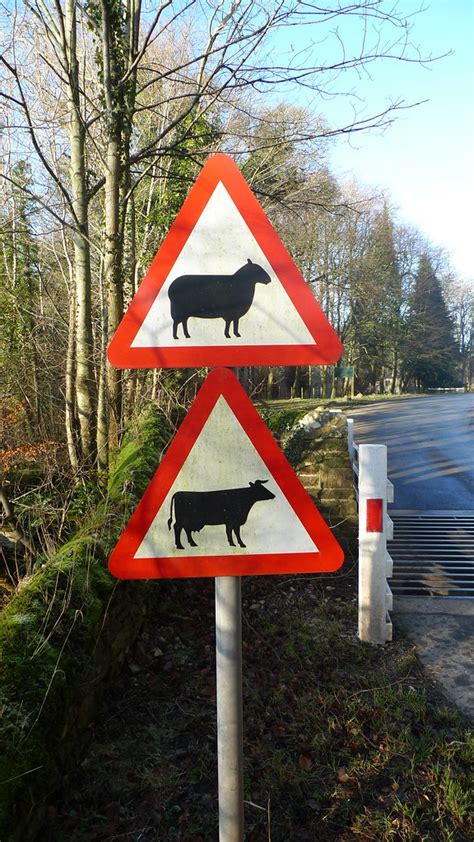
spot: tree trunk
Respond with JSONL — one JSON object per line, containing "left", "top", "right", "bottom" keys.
{"left": 100, "top": 0, "right": 142, "bottom": 451}
{"left": 330, "top": 366, "right": 337, "bottom": 399}
{"left": 96, "top": 358, "right": 108, "bottom": 472}
{"left": 390, "top": 349, "right": 398, "bottom": 394}
{"left": 238, "top": 367, "right": 249, "bottom": 393}
{"left": 0, "top": 483, "right": 35, "bottom": 574}
{"left": 104, "top": 133, "right": 123, "bottom": 450}
{"left": 267, "top": 368, "right": 274, "bottom": 399}
{"left": 280, "top": 367, "right": 294, "bottom": 399}
{"left": 122, "top": 165, "right": 138, "bottom": 426}
{"left": 96, "top": 251, "right": 108, "bottom": 470}
{"left": 292, "top": 366, "right": 301, "bottom": 398}
{"left": 65, "top": 286, "right": 80, "bottom": 471}
{"left": 66, "top": 0, "right": 96, "bottom": 465}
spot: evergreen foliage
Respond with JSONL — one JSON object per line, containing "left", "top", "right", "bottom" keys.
{"left": 403, "top": 254, "right": 460, "bottom": 389}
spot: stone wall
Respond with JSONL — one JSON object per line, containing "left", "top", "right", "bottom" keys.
{"left": 280, "top": 408, "right": 358, "bottom": 549}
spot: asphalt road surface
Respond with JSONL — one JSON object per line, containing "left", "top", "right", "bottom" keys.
{"left": 349, "top": 394, "right": 474, "bottom": 511}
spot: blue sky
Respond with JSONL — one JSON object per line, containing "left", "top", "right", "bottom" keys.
{"left": 332, "top": 0, "right": 473, "bottom": 280}
{"left": 271, "top": 1, "right": 474, "bottom": 280}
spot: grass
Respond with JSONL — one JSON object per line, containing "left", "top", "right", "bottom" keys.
{"left": 257, "top": 392, "right": 428, "bottom": 414}
{"left": 42, "top": 574, "right": 473, "bottom": 842}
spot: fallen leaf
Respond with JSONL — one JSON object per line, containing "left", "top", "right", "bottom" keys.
{"left": 299, "top": 754, "right": 313, "bottom": 771}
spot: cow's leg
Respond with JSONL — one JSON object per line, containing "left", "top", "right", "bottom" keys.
{"left": 224, "top": 318, "right": 231, "bottom": 339}
{"left": 233, "top": 318, "right": 241, "bottom": 338}
{"left": 173, "top": 319, "right": 179, "bottom": 340}
{"left": 185, "top": 528, "right": 197, "bottom": 547}
{"left": 234, "top": 525, "right": 246, "bottom": 548}
{"left": 225, "top": 524, "right": 235, "bottom": 546}
{"left": 182, "top": 318, "right": 190, "bottom": 339}
{"left": 173, "top": 524, "right": 184, "bottom": 550}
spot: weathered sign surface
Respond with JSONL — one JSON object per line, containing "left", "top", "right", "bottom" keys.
{"left": 108, "top": 368, "right": 344, "bottom": 579}
{"left": 107, "top": 154, "right": 343, "bottom": 368}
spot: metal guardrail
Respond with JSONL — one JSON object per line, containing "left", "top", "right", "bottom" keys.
{"left": 347, "top": 419, "right": 393, "bottom": 645}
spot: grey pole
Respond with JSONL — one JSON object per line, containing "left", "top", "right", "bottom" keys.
{"left": 215, "top": 575, "right": 244, "bottom": 842}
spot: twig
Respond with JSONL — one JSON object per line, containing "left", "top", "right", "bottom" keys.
{"left": 0, "top": 764, "right": 44, "bottom": 785}
{"left": 346, "top": 677, "right": 415, "bottom": 701}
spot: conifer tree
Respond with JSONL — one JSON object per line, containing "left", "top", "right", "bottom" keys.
{"left": 350, "top": 203, "right": 402, "bottom": 392}
{"left": 403, "top": 254, "right": 460, "bottom": 389}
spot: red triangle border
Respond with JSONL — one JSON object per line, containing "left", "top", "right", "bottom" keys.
{"left": 107, "top": 154, "right": 343, "bottom": 368}
{"left": 109, "top": 368, "right": 344, "bottom": 579}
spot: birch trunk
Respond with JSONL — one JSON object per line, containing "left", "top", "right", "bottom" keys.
{"left": 96, "top": 252, "right": 108, "bottom": 471}
{"left": 104, "top": 133, "right": 123, "bottom": 449}
{"left": 66, "top": 0, "right": 96, "bottom": 465}
{"left": 65, "top": 287, "right": 80, "bottom": 470}
{"left": 101, "top": 0, "right": 141, "bottom": 451}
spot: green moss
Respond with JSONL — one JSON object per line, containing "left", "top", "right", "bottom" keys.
{"left": 258, "top": 406, "right": 307, "bottom": 441}
{"left": 0, "top": 403, "right": 175, "bottom": 840}
{"left": 108, "top": 404, "right": 178, "bottom": 504}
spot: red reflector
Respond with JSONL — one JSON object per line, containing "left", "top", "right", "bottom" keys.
{"left": 367, "top": 498, "right": 383, "bottom": 532}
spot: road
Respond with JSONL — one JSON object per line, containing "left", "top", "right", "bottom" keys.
{"left": 349, "top": 394, "right": 474, "bottom": 511}
{"left": 350, "top": 394, "right": 474, "bottom": 720}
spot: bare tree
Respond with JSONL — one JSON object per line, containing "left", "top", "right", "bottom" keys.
{"left": 1, "top": 0, "right": 444, "bottom": 468}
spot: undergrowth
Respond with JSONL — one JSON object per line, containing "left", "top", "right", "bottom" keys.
{"left": 0, "top": 404, "right": 177, "bottom": 839}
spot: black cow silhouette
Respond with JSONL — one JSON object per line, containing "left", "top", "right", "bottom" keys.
{"left": 167, "top": 479, "right": 275, "bottom": 549}
{"left": 168, "top": 258, "right": 271, "bottom": 339}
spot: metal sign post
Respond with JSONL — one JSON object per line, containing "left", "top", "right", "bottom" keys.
{"left": 215, "top": 575, "right": 244, "bottom": 842}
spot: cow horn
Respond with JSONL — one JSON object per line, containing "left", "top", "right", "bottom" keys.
{"left": 247, "top": 258, "right": 252, "bottom": 264}
{"left": 256, "top": 479, "right": 268, "bottom": 484}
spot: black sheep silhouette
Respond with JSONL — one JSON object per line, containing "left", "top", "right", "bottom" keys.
{"left": 168, "top": 258, "right": 271, "bottom": 339}
{"left": 167, "top": 480, "right": 276, "bottom": 549}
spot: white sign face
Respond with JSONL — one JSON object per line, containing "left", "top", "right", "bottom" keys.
{"left": 134, "top": 395, "right": 319, "bottom": 559}
{"left": 131, "top": 182, "right": 315, "bottom": 349}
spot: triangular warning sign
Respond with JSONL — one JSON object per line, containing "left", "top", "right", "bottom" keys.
{"left": 109, "top": 368, "right": 344, "bottom": 579}
{"left": 107, "top": 154, "right": 343, "bottom": 368}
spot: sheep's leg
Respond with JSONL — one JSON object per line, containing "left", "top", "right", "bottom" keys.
{"left": 233, "top": 318, "right": 241, "bottom": 337}
{"left": 224, "top": 319, "right": 231, "bottom": 338}
{"left": 225, "top": 524, "right": 235, "bottom": 546}
{"left": 183, "top": 318, "right": 190, "bottom": 339}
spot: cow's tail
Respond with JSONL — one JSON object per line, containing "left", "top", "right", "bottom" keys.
{"left": 167, "top": 494, "right": 176, "bottom": 531}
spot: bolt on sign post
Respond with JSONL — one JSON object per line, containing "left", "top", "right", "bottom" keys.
{"left": 107, "top": 154, "right": 344, "bottom": 842}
